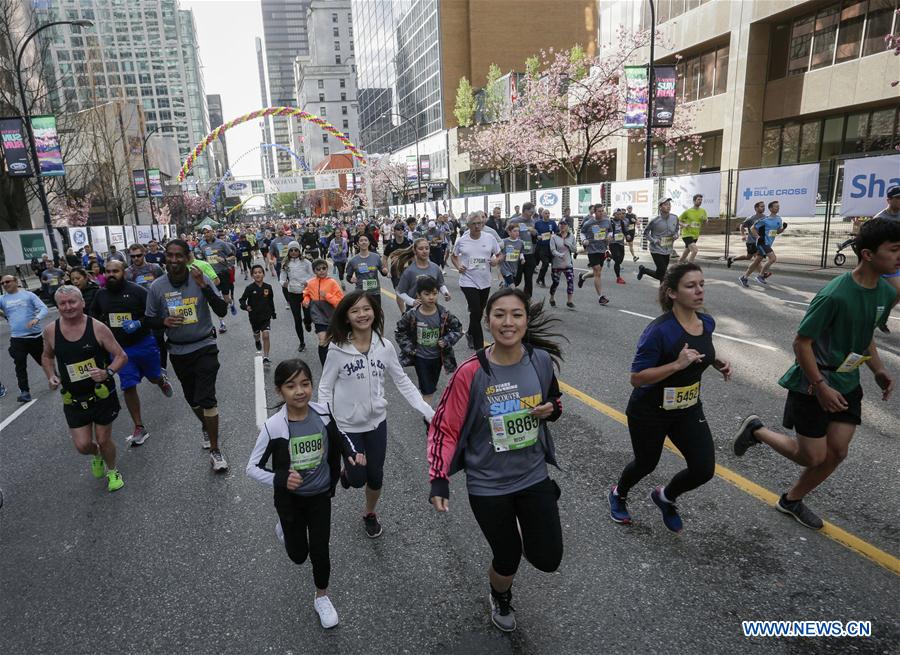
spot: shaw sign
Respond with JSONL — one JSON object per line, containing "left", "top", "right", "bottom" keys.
{"left": 840, "top": 155, "right": 900, "bottom": 217}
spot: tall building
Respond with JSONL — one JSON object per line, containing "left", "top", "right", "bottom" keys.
{"left": 255, "top": 36, "right": 275, "bottom": 178}
{"left": 351, "top": 0, "right": 597, "bottom": 198}
{"left": 598, "top": 0, "right": 900, "bottom": 182}
{"left": 205, "top": 94, "right": 229, "bottom": 179}
{"left": 293, "top": 0, "right": 358, "bottom": 170}
{"left": 34, "top": 0, "right": 214, "bottom": 181}
{"left": 261, "top": 0, "right": 312, "bottom": 174}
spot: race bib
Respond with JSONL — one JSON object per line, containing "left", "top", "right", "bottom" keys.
{"left": 540, "top": 232, "right": 552, "bottom": 241}
{"left": 490, "top": 409, "right": 540, "bottom": 452}
{"left": 136, "top": 274, "right": 153, "bottom": 285}
{"left": 206, "top": 254, "right": 222, "bottom": 265}
{"left": 663, "top": 382, "right": 700, "bottom": 410}
{"left": 362, "top": 278, "right": 379, "bottom": 291}
{"left": 417, "top": 324, "right": 440, "bottom": 347}
{"left": 835, "top": 352, "right": 870, "bottom": 374}
{"left": 108, "top": 312, "right": 131, "bottom": 328}
{"left": 614, "top": 231, "right": 625, "bottom": 242}
{"left": 660, "top": 236, "right": 674, "bottom": 249}
{"left": 592, "top": 226, "right": 606, "bottom": 240}
{"left": 469, "top": 257, "right": 487, "bottom": 271}
{"left": 505, "top": 248, "right": 520, "bottom": 260}
{"left": 66, "top": 357, "right": 97, "bottom": 382}
{"left": 289, "top": 433, "right": 324, "bottom": 471}
{"left": 523, "top": 241, "right": 534, "bottom": 254}
{"left": 166, "top": 292, "right": 199, "bottom": 324}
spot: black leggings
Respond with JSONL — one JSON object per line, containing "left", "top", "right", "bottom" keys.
{"left": 609, "top": 243, "right": 625, "bottom": 278}
{"left": 515, "top": 253, "right": 537, "bottom": 297}
{"left": 8, "top": 336, "right": 43, "bottom": 393}
{"left": 468, "top": 477, "right": 563, "bottom": 577}
{"left": 276, "top": 492, "right": 332, "bottom": 589}
{"left": 344, "top": 420, "right": 387, "bottom": 490}
{"left": 334, "top": 261, "right": 346, "bottom": 280}
{"left": 536, "top": 247, "right": 552, "bottom": 284}
{"left": 617, "top": 409, "right": 716, "bottom": 502}
{"left": 286, "top": 290, "right": 309, "bottom": 346}
{"left": 461, "top": 286, "right": 490, "bottom": 349}
{"left": 643, "top": 252, "right": 671, "bottom": 282}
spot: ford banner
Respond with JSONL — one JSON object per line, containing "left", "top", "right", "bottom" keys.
{"left": 0, "top": 117, "right": 33, "bottom": 177}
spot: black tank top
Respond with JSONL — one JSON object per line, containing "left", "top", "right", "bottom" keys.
{"left": 55, "top": 318, "right": 111, "bottom": 396}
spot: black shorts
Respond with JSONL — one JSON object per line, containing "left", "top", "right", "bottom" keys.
{"left": 314, "top": 323, "right": 329, "bottom": 334}
{"left": 782, "top": 385, "right": 862, "bottom": 439}
{"left": 414, "top": 356, "right": 442, "bottom": 395}
{"left": 170, "top": 344, "right": 220, "bottom": 409}
{"left": 63, "top": 392, "right": 120, "bottom": 429}
{"left": 216, "top": 279, "right": 234, "bottom": 296}
{"left": 745, "top": 242, "right": 758, "bottom": 256}
{"left": 625, "top": 230, "right": 636, "bottom": 243}
{"left": 683, "top": 236, "right": 697, "bottom": 247}
{"left": 587, "top": 252, "right": 608, "bottom": 267}
{"left": 250, "top": 317, "right": 271, "bottom": 333}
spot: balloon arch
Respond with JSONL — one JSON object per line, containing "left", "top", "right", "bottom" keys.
{"left": 179, "top": 106, "right": 366, "bottom": 182}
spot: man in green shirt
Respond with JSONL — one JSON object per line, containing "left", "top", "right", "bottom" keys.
{"left": 731, "top": 218, "right": 899, "bottom": 530}
{"left": 678, "top": 194, "right": 708, "bottom": 263}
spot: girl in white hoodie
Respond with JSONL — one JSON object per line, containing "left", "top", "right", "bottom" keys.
{"left": 279, "top": 240, "right": 314, "bottom": 352}
{"left": 318, "top": 290, "right": 435, "bottom": 538}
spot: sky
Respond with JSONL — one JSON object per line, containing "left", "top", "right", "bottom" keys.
{"left": 182, "top": 0, "right": 265, "bottom": 180}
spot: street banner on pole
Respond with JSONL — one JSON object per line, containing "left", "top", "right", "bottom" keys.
{"left": 664, "top": 172, "right": 722, "bottom": 217}
{"left": 624, "top": 66, "right": 649, "bottom": 129}
{"left": 148, "top": 169, "right": 164, "bottom": 197}
{"left": 0, "top": 117, "right": 33, "bottom": 176}
{"left": 611, "top": 178, "right": 654, "bottom": 216}
{"left": 652, "top": 66, "right": 677, "bottom": 127}
{"left": 133, "top": 170, "right": 148, "bottom": 198}
{"left": 90, "top": 226, "right": 109, "bottom": 254}
{"left": 736, "top": 163, "right": 820, "bottom": 217}
{"left": 137, "top": 226, "right": 153, "bottom": 243}
{"left": 67, "top": 227, "right": 89, "bottom": 251}
{"left": 536, "top": 188, "right": 563, "bottom": 218}
{"left": 30, "top": 115, "right": 65, "bottom": 177}
{"left": 840, "top": 155, "right": 900, "bottom": 217}
{"left": 0, "top": 230, "right": 52, "bottom": 265}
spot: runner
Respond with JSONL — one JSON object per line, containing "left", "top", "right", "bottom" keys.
{"left": 534, "top": 208, "right": 559, "bottom": 288}
{"left": 738, "top": 200, "right": 787, "bottom": 288}
{"left": 427, "top": 287, "right": 564, "bottom": 633}
{"left": 577, "top": 205, "right": 612, "bottom": 305}
{"left": 302, "top": 259, "right": 344, "bottom": 366}
{"left": 637, "top": 198, "right": 679, "bottom": 283}
{"left": 507, "top": 203, "right": 537, "bottom": 298}
{"left": 318, "top": 291, "right": 435, "bottom": 538}
{"left": 608, "top": 263, "right": 731, "bottom": 531}
{"left": 382, "top": 224, "right": 413, "bottom": 313}
{"left": 732, "top": 218, "right": 898, "bottom": 530}
{"left": 726, "top": 201, "right": 766, "bottom": 269}
{"left": 500, "top": 223, "right": 524, "bottom": 288}
{"left": 395, "top": 276, "right": 463, "bottom": 404}
{"left": 280, "top": 240, "right": 314, "bottom": 353}
{"left": 236, "top": 234, "right": 253, "bottom": 280}
{"left": 394, "top": 238, "right": 450, "bottom": 310}
{"left": 451, "top": 211, "right": 502, "bottom": 350}
{"left": 68, "top": 267, "right": 100, "bottom": 310}
{"left": 874, "top": 185, "right": 900, "bottom": 333}
{"left": 239, "top": 264, "right": 277, "bottom": 363}
{"left": 678, "top": 194, "right": 708, "bottom": 263}
{"left": 609, "top": 208, "right": 628, "bottom": 285}
{"left": 145, "top": 239, "right": 231, "bottom": 471}
{"left": 246, "top": 358, "right": 365, "bottom": 629}
{"left": 346, "top": 235, "right": 387, "bottom": 308}
{"left": 90, "top": 260, "right": 173, "bottom": 446}
{"left": 144, "top": 240, "right": 166, "bottom": 268}
{"left": 196, "top": 225, "right": 237, "bottom": 332}
{"left": 125, "top": 244, "right": 164, "bottom": 290}
{"left": 328, "top": 229, "right": 350, "bottom": 291}
{"left": 40, "top": 285, "right": 128, "bottom": 492}
{"left": 548, "top": 219, "right": 577, "bottom": 309}
{"left": 624, "top": 205, "right": 639, "bottom": 262}
{"left": 40, "top": 261, "right": 66, "bottom": 306}
{"left": 0, "top": 274, "right": 48, "bottom": 403}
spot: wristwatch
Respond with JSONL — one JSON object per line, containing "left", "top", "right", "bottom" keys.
{"left": 106, "top": 368, "right": 116, "bottom": 379}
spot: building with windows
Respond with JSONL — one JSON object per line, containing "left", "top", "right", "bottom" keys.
{"left": 205, "top": 94, "right": 229, "bottom": 179}
{"left": 598, "top": 0, "right": 899, "bottom": 186}
{"left": 293, "top": 0, "right": 358, "bottom": 170}
{"left": 33, "top": 0, "right": 214, "bottom": 181}
{"left": 255, "top": 37, "right": 276, "bottom": 179}
{"left": 351, "top": 0, "right": 596, "bottom": 199}
{"left": 261, "top": 0, "right": 312, "bottom": 174}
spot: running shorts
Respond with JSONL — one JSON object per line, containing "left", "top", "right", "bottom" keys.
{"left": 414, "top": 356, "right": 442, "bottom": 396}
{"left": 119, "top": 335, "right": 162, "bottom": 390}
{"left": 757, "top": 243, "right": 774, "bottom": 257}
{"left": 63, "top": 392, "right": 120, "bottom": 429}
{"left": 250, "top": 317, "right": 272, "bottom": 333}
{"left": 170, "top": 344, "right": 220, "bottom": 409}
{"left": 683, "top": 236, "right": 697, "bottom": 247}
{"left": 745, "top": 242, "right": 758, "bottom": 256}
{"left": 625, "top": 230, "right": 636, "bottom": 243}
{"left": 314, "top": 323, "right": 329, "bottom": 333}
{"left": 782, "top": 385, "right": 862, "bottom": 439}
{"left": 587, "top": 252, "right": 608, "bottom": 267}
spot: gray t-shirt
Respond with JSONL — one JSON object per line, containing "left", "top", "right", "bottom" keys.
{"left": 507, "top": 217, "right": 536, "bottom": 255}
{"left": 465, "top": 355, "right": 548, "bottom": 496}
{"left": 197, "top": 238, "right": 234, "bottom": 276}
{"left": 645, "top": 213, "right": 679, "bottom": 255}
{"left": 348, "top": 252, "right": 383, "bottom": 292}
{"left": 287, "top": 411, "right": 330, "bottom": 497}
{"left": 396, "top": 261, "right": 445, "bottom": 302}
{"left": 874, "top": 207, "right": 900, "bottom": 222}
{"left": 579, "top": 216, "right": 612, "bottom": 254}
{"left": 146, "top": 272, "right": 222, "bottom": 355}
{"left": 414, "top": 307, "right": 442, "bottom": 360}
{"left": 741, "top": 213, "right": 765, "bottom": 243}
{"left": 125, "top": 262, "right": 165, "bottom": 289}
{"left": 500, "top": 238, "right": 523, "bottom": 277}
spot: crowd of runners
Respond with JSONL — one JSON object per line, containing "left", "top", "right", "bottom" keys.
{"left": 1, "top": 184, "right": 898, "bottom": 633}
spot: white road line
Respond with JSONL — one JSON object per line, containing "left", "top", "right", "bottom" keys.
{"left": 617, "top": 309, "right": 780, "bottom": 351}
{"left": 254, "top": 355, "right": 266, "bottom": 429}
{"left": 0, "top": 399, "right": 38, "bottom": 433}
{"left": 783, "top": 298, "right": 899, "bottom": 322}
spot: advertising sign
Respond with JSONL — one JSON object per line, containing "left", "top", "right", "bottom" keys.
{"left": 133, "top": 170, "right": 148, "bottom": 198}
{"left": 571, "top": 185, "right": 604, "bottom": 215}
{"left": 137, "top": 226, "right": 153, "bottom": 243}
{"left": 451, "top": 197, "right": 467, "bottom": 216}
{"left": 419, "top": 155, "right": 431, "bottom": 181}
{"left": 653, "top": 66, "right": 677, "bottom": 128}
{"left": 67, "top": 227, "right": 89, "bottom": 251}
{"left": 148, "top": 169, "right": 164, "bottom": 197}
{"left": 224, "top": 180, "right": 250, "bottom": 198}
{"left": 151, "top": 225, "right": 160, "bottom": 241}
{"left": 487, "top": 194, "right": 505, "bottom": 215}
{"left": 610, "top": 178, "right": 654, "bottom": 216}
{"left": 508, "top": 192, "right": 531, "bottom": 214}
{"left": 108, "top": 226, "right": 125, "bottom": 250}
{"left": 536, "top": 188, "right": 563, "bottom": 218}
{"left": 315, "top": 173, "right": 339, "bottom": 190}
{"left": 0, "top": 117, "right": 33, "bottom": 176}
{"left": 90, "top": 226, "right": 109, "bottom": 254}
{"left": 0, "top": 230, "right": 51, "bottom": 266}
{"left": 736, "top": 163, "right": 820, "bottom": 217}
{"left": 624, "top": 66, "right": 649, "bottom": 129}
{"left": 664, "top": 172, "right": 722, "bottom": 217}
{"left": 406, "top": 155, "right": 417, "bottom": 182}
{"left": 840, "top": 155, "right": 900, "bottom": 217}
{"left": 31, "top": 115, "right": 65, "bottom": 177}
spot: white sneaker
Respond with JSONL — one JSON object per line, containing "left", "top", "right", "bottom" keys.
{"left": 210, "top": 449, "right": 229, "bottom": 472}
{"left": 314, "top": 595, "right": 339, "bottom": 629}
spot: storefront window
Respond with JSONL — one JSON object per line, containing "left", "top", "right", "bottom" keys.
{"left": 868, "top": 108, "right": 897, "bottom": 150}
{"left": 843, "top": 112, "right": 869, "bottom": 153}
{"left": 820, "top": 116, "right": 844, "bottom": 159}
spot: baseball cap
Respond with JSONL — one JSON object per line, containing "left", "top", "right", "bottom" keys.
{"left": 200, "top": 224, "right": 213, "bottom": 231}
{"left": 887, "top": 185, "right": 900, "bottom": 199}
{"left": 659, "top": 197, "right": 672, "bottom": 206}
{"left": 428, "top": 220, "right": 436, "bottom": 228}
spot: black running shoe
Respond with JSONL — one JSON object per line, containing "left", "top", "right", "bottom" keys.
{"left": 726, "top": 256, "right": 734, "bottom": 269}
{"left": 339, "top": 468, "right": 350, "bottom": 489}
{"left": 577, "top": 273, "right": 585, "bottom": 289}
{"left": 776, "top": 494, "right": 823, "bottom": 530}
{"left": 363, "top": 512, "right": 383, "bottom": 538}
{"left": 298, "top": 342, "right": 306, "bottom": 352}
{"left": 733, "top": 415, "right": 763, "bottom": 456}
{"left": 636, "top": 266, "right": 644, "bottom": 281}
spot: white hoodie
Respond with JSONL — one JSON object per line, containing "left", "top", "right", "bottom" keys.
{"left": 318, "top": 334, "right": 435, "bottom": 433}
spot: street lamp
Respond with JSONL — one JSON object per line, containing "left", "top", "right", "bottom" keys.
{"left": 14, "top": 19, "right": 94, "bottom": 253}
{"left": 382, "top": 111, "right": 422, "bottom": 205}
{"left": 141, "top": 124, "right": 173, "bottom": 224}
{"left": 644, "top": 0, "right": 656, "bottom": 180}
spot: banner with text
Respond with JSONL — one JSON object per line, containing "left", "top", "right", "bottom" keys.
{"left": 840, "top": 155, "right": 900, "bottom": 217}
{"left": 736, "top": 163, "right": 819, "bottom": 217}
{"left": 0, "top": 230, "right": 52, "bottom": 266}
{"left": 136, "top": 226, "right": 153, "bottom": 244}
{"left": 536, "top": 188, "right": 563, "bottom": 218}
{"left": 570, "top": 185, "right": 604, "bottom": 215}
{"left": 624, "top": 66, "right": 648, "bottom": 129}
{"left": 90, "top": 226, "right": 109, "bottom": 254}
{"left": 0, "top": 117, "right": 33, "bottom": 177}
{"left": 653, "top": 66, "right": 677, "bottom": 127}
{"left": 133, "top": 170, "right": 147, "bottom": 198}
{"left": 610, "top": 178, "right": 654, "bottom": 216}
{"left": 664, "top": 172, "right": 722, "bottom": 217}
{"left": 31, "top": 115, "right": 65, "bottom": 177}
{"left": 148, "top": 169, "right": 164, "bottom": 197}
{"left": 108, "top": 226, "right": 125, "bottom": 250}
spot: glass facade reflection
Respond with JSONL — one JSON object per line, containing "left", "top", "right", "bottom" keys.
{"left": 351, "top": 0, "right": 443, "bottom": 154}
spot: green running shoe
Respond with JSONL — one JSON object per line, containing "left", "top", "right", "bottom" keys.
{"left": 91, "top": 455, "right": 105, "bottom": 479}
{"left": 107, "top": 469, "right": 124, "bottom": 492}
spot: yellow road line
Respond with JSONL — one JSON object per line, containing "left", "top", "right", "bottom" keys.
{"left": 382, "top": 285, "right": 900, "bottom": 576}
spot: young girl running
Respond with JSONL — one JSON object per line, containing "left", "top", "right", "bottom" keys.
{"left": 318, "top": 291, "right": 434, "bottom": 538}
{"left": 393, "top": 237, "right": 451, "bottom": 310}
{"left": 280, "top": 241, "right": 314, "bottom": 353}
{"left": 303, "top": 259, "right": 344, "bottom": 366}
{"left": 428, "top": 288, "right": 565, "bottom": 633}
{"left": 246, "top": 359, "right": 365, "bottom": 629}
{"left": 608, "top": 263, "right": 732, "bottom": 532}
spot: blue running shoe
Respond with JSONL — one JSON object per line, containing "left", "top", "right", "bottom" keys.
{"left": 608, "top": 485, "right": 632, "bottom": 524}
{"left": 650, "top": 486, "right": 683, "bottom": 533}
{"left": 230, "top": 303, "right": 237, "bottom": 316}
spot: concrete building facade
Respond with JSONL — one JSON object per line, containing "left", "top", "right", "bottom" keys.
{"left": 255, "top": 36, "right": 276, "bottom": 179}
{"left": 205, "top": 93, "right": 229, "bottom": 179}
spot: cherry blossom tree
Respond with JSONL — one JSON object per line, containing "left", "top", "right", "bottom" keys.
{"left": 50, "top": 193, "right": 92, "bottom": 227}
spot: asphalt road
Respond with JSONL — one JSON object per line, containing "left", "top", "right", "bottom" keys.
{"left": 1, "top": 255, "right": 898, "bottom": 655}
